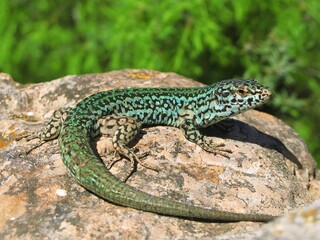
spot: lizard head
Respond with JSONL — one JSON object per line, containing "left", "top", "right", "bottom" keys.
{"left": 189, "top": 79, "right": 272, "bottom": 127}
{"left": 213, "top": 79, "right": 272, "bottom": 115}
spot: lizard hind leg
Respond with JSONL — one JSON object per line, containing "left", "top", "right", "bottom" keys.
{"left": 15, "top": 107, "right": 72, "bottom": 154}
{"left": 98, "top": 115, "right": 156, "bottom": 182}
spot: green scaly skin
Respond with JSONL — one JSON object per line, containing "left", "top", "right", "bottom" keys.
{"left": 24, "top": 79, "right": 275, "bottom": 222}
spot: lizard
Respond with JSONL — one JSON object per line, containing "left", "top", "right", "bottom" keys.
{"left": 17, "top": 78, "right": 275, "bottom": 222}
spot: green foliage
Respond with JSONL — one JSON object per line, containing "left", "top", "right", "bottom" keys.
{"left": 1, "top": 0, "right": 319, "bottom": 163}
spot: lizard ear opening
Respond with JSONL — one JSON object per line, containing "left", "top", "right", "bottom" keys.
{"left": 221, "top": 90, "right": 230, "bottom": 98}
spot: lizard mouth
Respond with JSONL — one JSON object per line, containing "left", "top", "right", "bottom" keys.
{"left": 264, "top": 88, "right": 272, "bottom": 96}
{"left": 261, "top": 88, "right": 272, "bottom": 101}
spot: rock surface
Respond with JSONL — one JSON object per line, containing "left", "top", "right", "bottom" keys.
{"left": 214, "top": 199, "right": 320, "bottom": 240}
{"left": 0, "top": 69, "right": 318, "bottom": 239}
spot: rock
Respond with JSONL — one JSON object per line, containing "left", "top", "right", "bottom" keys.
{"left": 214, "top": 199, "right": 320, "bottom": 240}
{"left": 0, "top": 69, "right": 318, "bottom": 239}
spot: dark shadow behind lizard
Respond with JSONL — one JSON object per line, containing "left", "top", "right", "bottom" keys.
{"left": 201, "top": 118, "right": 303, "bottom": 169}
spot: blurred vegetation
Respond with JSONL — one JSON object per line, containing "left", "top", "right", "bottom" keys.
{"left": 1, "top": 0, "right": 319, "bottom": 164}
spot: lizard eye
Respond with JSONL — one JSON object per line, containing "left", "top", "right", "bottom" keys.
{"left": 237, "top": 88, "right": 247, "bottom": 96}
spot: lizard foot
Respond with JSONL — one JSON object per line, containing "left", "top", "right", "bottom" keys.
{"left": 15, "top": 132, "right": 47, "bottom": 155}
{"left": 200, "top": 138, "right": 233, "bottom": 159}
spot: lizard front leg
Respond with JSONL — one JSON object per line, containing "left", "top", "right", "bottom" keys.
{"left": 179, "top": 119, "right": 232, "bottom": 158}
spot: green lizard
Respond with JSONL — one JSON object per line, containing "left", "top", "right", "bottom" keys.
{"left": 17, "top": 78, "right": 275, "bottom": 222}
